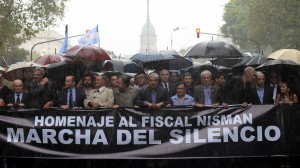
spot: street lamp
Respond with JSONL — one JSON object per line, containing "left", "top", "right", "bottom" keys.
{"left": 170, "top": 27, "right": 185, "bottom": 50}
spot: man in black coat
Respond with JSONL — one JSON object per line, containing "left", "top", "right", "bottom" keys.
{"left": 248, "top": 71, "right": 274, "bottom": 104}
{"left": 135, "top": 73, "right": 170, "bottom": 108}
{"left": 5, "top": 79, "right": 30, "bottom": 108}
{"left": 221, "top": 66, "right": 256, "bottom": 108}
{"left": 25, "top": 67, "right": 57, "bottom": 109}
{"left": 57, "top": 75, "right": 86, "bottom": 110}
{"left": 159, "top": 69, "right": 177, "bottom": 99}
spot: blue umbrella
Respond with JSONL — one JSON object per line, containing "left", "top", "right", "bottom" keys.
{"left": 130, "top": 51, "right": 175, "bottom": 63}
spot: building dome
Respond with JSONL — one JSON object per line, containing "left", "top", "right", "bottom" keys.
{"left": 139, "top": 0, "right": 157, "bottom": 52}
{"left": 141, "top": 21, "right": 157, "bottom": 36}
{"left": 139, "top": 19, "right": 157, "bottom": 52}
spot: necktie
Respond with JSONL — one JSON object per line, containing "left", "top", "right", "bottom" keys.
{"left": 16, "top": 93, "right": 20, "bottom": 106}
{"left": 164, "top": 82, "right": 169, "bottom": 92}
{"left": 69, "top": 89, "right": 73, "bottom": 108}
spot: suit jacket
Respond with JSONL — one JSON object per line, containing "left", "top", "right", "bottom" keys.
{"left": 5, "top": 92, "right": 30, "bottom": 108}
{"left": 57, "top": 87, "right": 86, "bottom": 108}
{"left": 159, "top": 81, "right": 177, "bottom": 98}
{"left": 84, "top": 87, "right": 114, "bottom": 108}
{"left": 248, "top": 85, "right": 274, "bottom": 104}
{"left": 221, "top": 76, "right": 252, "bottom": 104}
{"left": 25, "top": 80, "right": 57, "bottom": 108}
{"left": 193, "top": 85, "right": 218, "bottom": 104}
{"left": 135, "top": 86, "right": 170, "bottom": 107}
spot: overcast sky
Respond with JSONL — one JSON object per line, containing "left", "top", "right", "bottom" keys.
{"left": 53, "top": 0, "right": 229, "bottom": 56}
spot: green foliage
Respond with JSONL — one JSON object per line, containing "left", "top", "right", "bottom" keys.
{"left": 221, "top": 0, "right": 300, "bottom": 53}
{"left": 0, "top": 0, "right": 69, "bottom": 61}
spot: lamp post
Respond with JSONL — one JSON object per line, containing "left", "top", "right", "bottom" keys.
{"left": 30, "top": 34, "right": 84, "bottom": 61}
{"left": 170, "top": 27, "right": 185, "bottom": 50}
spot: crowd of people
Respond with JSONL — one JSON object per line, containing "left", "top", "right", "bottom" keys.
{"left": 0, "top": 65, "right": 298, "bottom": 110}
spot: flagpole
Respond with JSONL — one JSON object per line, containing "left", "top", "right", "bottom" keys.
{"left": 97, "top": 25, "right": 100, "bottom": 47}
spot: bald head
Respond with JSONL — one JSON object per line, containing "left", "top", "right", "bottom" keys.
{"left": 243, "top": 66, "right": 256, "bottom": 82}
{"left": 13, "top": 79, "right": 23, "bottom": 93}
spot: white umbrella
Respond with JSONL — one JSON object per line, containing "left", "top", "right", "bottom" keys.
{"left": 4, "top": 62, "right": 43, "bottom": 81}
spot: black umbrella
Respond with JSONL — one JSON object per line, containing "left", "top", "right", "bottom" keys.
{"left": 100, "top": 59, "right": 144, "bottom": 74}
{"left": 256, "top": 59, "right": 299, "bottom": 70}
{"left": 210, "top": 58, "right": 243, "bottom": 68}
{"left": 232, "top": 55, "right": 268, "bottom": 73}
{"left": 256, "top": 59, "right": 300, "bottom": 82}
{"left": 184, "top": 41, "right": 243, "bottom": 58}
{"left": 142, "top": 50, "right": 192, "bottom": 71}
{"left": 130, "top": 51, "right": 175, "bottom": 63}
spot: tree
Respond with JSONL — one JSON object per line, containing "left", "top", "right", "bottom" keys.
{"left": 0, "top": 0, "right": 69, "bottom": 62}
{"left": 221, "top": 0, "right": 300, "bottom": 53}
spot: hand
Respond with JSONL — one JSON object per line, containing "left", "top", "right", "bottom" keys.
{"left": 212, "top": 103, "right": 218, "bottom": 109}
{"left": 242, "top": 102, "right": 248, "bottom": 108}
{"left": 7, "top": 103, "right": 13, "bottom": 108}
{"left": 112, "top": 105, "right": 119, "bottom": 108}
{"left": 18, "top": 103, "right": 25, "bottom": 108}
{"left": 60, "top": 105, "right": 69, "bottom": 110}
{"left": 155, "top": 102, "right": 164, "bottom": 108}
{"left": 90, "top": 101, "right": 100, "bottom": 109}
{"left": 146, "top": 102, "right": 153, "bottom": 108}
{"left": 222, "top": 102, "right": 229, "bottom": 109}
{"left": 40, "top": 77, "right": 49, "bottom": 85}
{"left": 43, "top": 101, "right": 53, "bottom": 109}
{"left": 196, "top": 103, "right": 204, "bottom": 108}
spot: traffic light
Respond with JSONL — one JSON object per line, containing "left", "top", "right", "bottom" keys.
{"left": 196, "top": 28, "right": 200, "bottom": 38}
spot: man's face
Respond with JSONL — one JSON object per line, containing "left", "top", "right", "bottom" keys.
{"left": 149, "top": 76, "right": 159, "bottom": 89}
{"left": 201, "top": 74, "right": 211, "bottom": 86}
{"left": 215, "top": 75, "right": 225, "bottom": 86}
{"left": 14, "top": 81, "right": 23, "bottom": 93}
{"left": 65, "top": 76, "right": 74, "bottom": 89}
{"left": 160, "top": 70, "right": 169, "bottom": 83}
{"left": 176, "top": 84, "right": 186, "bottom": 97}
{"left": 94, "top": 76, "right": 104, "bottom": 89}
{"left": 130, "top": 78, "right": 135, "bottom": 86}
{"left": 183, "top": 76, "right": 193, "bottom": 86}
{"left": 83, "top": 76, "right": 92, "bottom": 88}
{"left": 33, "top": 71, "right": 43, "bottom": 82}
{"left": 270, "top": 72, "right": 279, "bottom": 85}
{"left": 256, "top": 73, "right": 265, "bottom": 87}
{"left": 117, "top": 78, "right": 127, "bottom": 92}
{"left": 245, "top": 70, "right": 256, "bottom": 82}
{"left": 138, "top": 75, "right": 147, "bottom": 85}
{"left": 110, "top": 75, "right": 119, "bottom": 88}
{"left": 170, "top": 72, "right": 179, "bottom": 82}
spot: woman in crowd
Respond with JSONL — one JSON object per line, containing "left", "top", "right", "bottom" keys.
{"left": 275, "top": 82, "right": 298, "bottom": 105}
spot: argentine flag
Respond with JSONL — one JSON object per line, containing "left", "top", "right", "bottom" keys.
{"left": 59, "top": 25, "right": 68, "bottom": 53}
{"left": 78, "top": 25, "right": 100, "bottom": 46}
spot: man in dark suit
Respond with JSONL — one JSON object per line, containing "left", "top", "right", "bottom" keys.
{"left": 136, "top": 73, "right": 170, "bottom": 108}
{"left": 268, "top": 71, "right": 280, "bottom": 102}
{"left": 159, "top": 69, "right": 177, "bottom": 98}
{"left": 5, "top": 79, "right": 30, "bottom": 108}
{"left": 194, "top": 70, "right": 218, "bottom": 108}
{"left": 183, "top": 72, "right": 194, "bottom": 97}
{"left": 221, "top": 66, "right": 256, "bottom": 108}
{"left": 58, "top": 75, "right": 86, "bottom": 110}
{"left": 25, "top": 67, "right": 57, "bottom": 109}
{"left": 249, "top": 71, "right": 274, "bottom": 104}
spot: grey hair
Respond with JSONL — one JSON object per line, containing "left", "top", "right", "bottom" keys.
{"left": 33, "top": 67, "right": 45, "bottom": 76}
{"left": 149, "top": 72, "right": 159, "bottom": 79}
{"left": 200, "top": 70, "right": 212, "bottom": 77}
